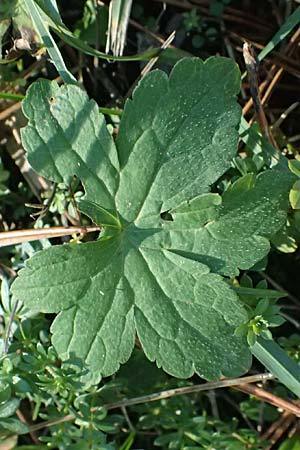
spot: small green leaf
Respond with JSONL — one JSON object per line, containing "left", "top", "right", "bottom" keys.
{"left": 234, "top": 324, "right": 248, "bottom": 337}
{"left": 279, "top": 434, "right": 300, "bottom": 450}
{"left": 74, "top": 0, "right": 108, "bottom": 47}
{"left": 239, "top": 117, "right": 287, "bottom": 168}
{"left": 0, "top": 383, "right": 11, "bottom": 404}
{"left": 0, "top": 417, "right": 29, "bottom": 434}
{"left": 259, "top": 329, "right": 272, "bottom": 340}
{"left": 209, "top": 1, "right": 224, "bottom": 16}
{"left": 0, "top": 398, "right": 20, "bottom": 418}
{"left": 290, "top": 179, "right": 300, "bottom": 209}
{"left": 271, "top": 225, "right": 298, "bottom": 253}
{"left": 288, "top": 159, "right": 300, "bottom": 178}
{"left": 254, "top": 299, "right": 269, "bottom": 316}
{"left": 267, "top": 315, "right": 286, "bottom": 327}
{"left": 247, "top": 330, "right": 257, "bottom": 347}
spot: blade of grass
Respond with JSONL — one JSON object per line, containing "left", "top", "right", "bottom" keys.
{"left": 258, "top": 6, "right": 300, "bottom": 62}
{"left": 241, "top": 6, "right": 300, "bottom": 81}
{"left": 24, "top": 0, "right": 77, "bottom": 84}
{"left": 251, "top": 337, "right": 300, "bottom": 398}
{"left": 106, "top": 0, "right": 133, "bottom": 56}
{"left": 119, "top": 432, "right": 136, "bottom": 450}
{"left": 99, "top": 106, "right": 122, "bottom": 116}
{"left": 50, "top": 22, "right": 160, "bottom": 62}
{"left": 34, "top": 0, "right": 162, "bottom": 62}
{"left": 35, "top": 0, "right": 63, "bottom": 26}
{"left": 233, "top": 286, "right": 286, "bottom": 300}
{"left": 0, "top": 57, "right": 18, "bottom": 64}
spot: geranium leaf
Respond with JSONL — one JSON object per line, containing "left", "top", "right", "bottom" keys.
{"left": 12, "top": 57, "right": 293, "bottom": 384}
{"left": 166, "top": 171, "right": 294, "bottom": 276}
{"left": 21, "top": 77, "right": 119, "bottom": 214}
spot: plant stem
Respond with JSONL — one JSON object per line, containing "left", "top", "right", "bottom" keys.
{"left": 0, "top": 92, "right": 25, "bottom": 101}
{"left": 106, "top": 373, "right": 274, "bottom": 409}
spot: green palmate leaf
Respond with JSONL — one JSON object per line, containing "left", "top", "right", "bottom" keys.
{"left": 12, "top": 57, "right": 294, "bottom": 384}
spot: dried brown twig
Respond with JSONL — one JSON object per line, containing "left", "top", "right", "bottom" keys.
{"left": 242, "top": 27, "right": 300, "bottom": 117}
{"left": 243, "top": 42, "right": 278, "bottom": 148}
{"left": 261, "top": 411, "right": 295, "bottom": 450}
{"left": 235, "top": 383, "right": 300, "bottom": 417}
{"left": 0, "top": 226, "right": 100, "bottom": 248}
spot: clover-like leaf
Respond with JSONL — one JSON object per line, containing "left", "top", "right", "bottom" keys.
{"left": 12, "top": 57, "right": 293, "bottom": 384}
